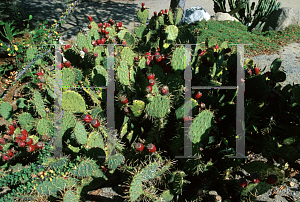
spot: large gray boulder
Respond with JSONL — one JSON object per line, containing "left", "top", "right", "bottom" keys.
{"left": 262, "top": 7, "right": 300, "bottom": 32}
{"left": 179, "top": 6, "right": 210, "bottom": 25}
{"left": 211, "top": 12, "right": 239, "bottom": 22}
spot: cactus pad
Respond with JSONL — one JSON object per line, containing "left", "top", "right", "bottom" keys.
{"left": 137, "top": 8, "right": 149, "bottom": 23}
{"left": 87, "top": 131, "right": 105, "bottom": 149}
{"left": 62, "top": 68, "right": 75, "bottom": 87}
{"left": 33, "top": 90, "right": 47, "bottom": 118}
{"left": 63, "top": 190, "right": 79, "bottom": 202}
{"left": 188, "top": 110, "right": 213, "bottom": 144}
{"left": 62, "top": 90, "right": 86, "bottom": 113}
{"left": 165, "top": 25, "right": 178, "bottom": 41}
{"left": 171, "top": 46, "right": 187, "bottom": 71}
{"left": 0, "top": 102, "right": 12, "bottom": 119}
{"left": 131, "top": 100, "right": 145, "bottom": 117}
{"left": 36, "top": 118, "right": 54, "bottom": 136}
{"left": 107, "top": 153, "right": 125, "bottom": 170}
{"left": 18, "top": 112, "right": 35, "bottom": 131}
{"left": 74, "top": 121, "right": 88, "bottom": 145}
{"left": 145, "top": 94, "right": 171, "bottom": 119}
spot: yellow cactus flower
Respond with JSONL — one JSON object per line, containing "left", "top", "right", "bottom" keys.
{"left": 49, "top": 169, "right": 54, "bottom": 173}
{"left": 54, "top": 20, "right": 57, "bottom": 23}
{"left": 49, "top": 178, "right": 52, "bottom": 182}
{"left": 44, "top": 172, "right": 47, "bottom": 176}
{"left": 7, "top": 48, "right": 10, "bottom": 51}
{"left": 0, "top": 43, "right": 3, "bottom": 46}
{"left": 33, "top": 186, "right": 36, "bottom": 189}
{"left": 8, "top": 53, "right": 11, "bottom": 56}
{"left": 14, "top": 45, "right": 18, "bottom": 51}
{"left": 41, "top": 175, "right": 44, "bottom": 179}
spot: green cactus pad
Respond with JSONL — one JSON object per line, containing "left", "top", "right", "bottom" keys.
{"left": 18, "top": 112, "right": 35, "bottom": 131}
{"left": 188, "top": 110, "right": 213, "bottom": 144}
{"left": 62, "top": 111, "right": 76, "bottom": 136}
{"left": 77, "top": 32, "right": 89, "bottom": 52}
{"left": 63, "top": 190, "right": 79, "bottom": 202}
{"left": 171, "top": 46, "right": 187, "bottom": 71}
{"left": 175, "top": 98, "right": 198, "bottom": 120}
{"left": 158, "top": 16, "right": 164, "bottom": 25}
{"left": 26, "top": 47, "right": 42, "bottom": 65}
{"left": 208, "top": 39, "right": 217, "bottom": 48}
{"left": 87, "top": 28, "right": 100, "bottom": 51}
{"left": 174, "top": 7, "right": 183, "bottom": 25}
{"left": 105, "top": 27, "right": 116, "bottom": 38}
{"left": 82, "top": 87, "right": 102, "bottom": 108}
{"left": 134, "top": 24, "right": 147, "bottom": 39}
{"left": 107, "top": 153, "right": 125, "bottom": 170}
{"left": 47, "top": 157, "right": 68, "bottom": 170}
{"left": 117, "top": 60, "right": 130, "bottom": 86}
{"left": 35, "top": 177, "right": 77, "bottom": 196}
{"left": 94, "top": 46, "right": 104, "bottom": 65}
{"left": 71, "top": 159, "right": 98, "bottom": 178}
{"left": 123, "top": 32, "right": 135, "bottom": 48}
{"left": 92, "top": 65, "right": 107, "bottom": 86}
{"left": 62, "top": 90, "right": 86, "bottom": 113}
{"left": 168, "top": 9, "right": 174, "bottom": 25}
{"left": 165, "top": 25, "right": 178, "bottom": 41}
{"left": 62, "top": 68, "right": 75, "bottom": 87}
{"left": 74, "top": 121, "right": 88, "bottom": 145}
{"left": 220, "top": 41, "right": 228, "bottom": 49}
{"left": 72, "top": 68, "right": 83, "bottom": 83}
{"left": 0, "top": 102, "right": 12, "bottom": 119}
{"left": 16, "top": 98, "right": 27, "bottom": 109}
{"left": 33, "top": 90, "right": 47, "bottom": 118}
{"left": 129, "top": 178, "right": 143, "bottom": 201}
{"left": 130, "top": 66, "right": 136, "bottom": 83}
{"left": 241, "top": 182, "right": 271, "bottom": 200}
{"left": 156, "top": 190, "right": 174, "bottom": 202}
{"left": 137, "top": 8, "right": 149, "bottom": 23}
{"left": 270, "top": 58, "right": 282, "bottom": 74}
{"left": 117, "top": 29, "right": 129, "bottom": 41}
{"left": 121, "top": 47, "right": 135, "bottom": 66}
{"left": 87, "top": 131, "right": 105, "bottom": 149}
{"left": 244, "top": 58, "right": 254, "bottom": 69}
{"left": 145, "top": 94, "right": 171, "bottom": 119}
{"left": 36, "top": 118, "right": 54, "bottom": 136}
{"left": 138, "top": 162, "right": 160, "bottom": 182}
{"left": 138, "top": 57, "right": 147, "bottom": 70}
{"left": 131, "top": 100, "right": 145, "bottom": 117}
{"left": 90, "top": 21, "right": 98, "bottom": 29}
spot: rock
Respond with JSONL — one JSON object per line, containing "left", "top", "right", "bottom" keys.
{"left": 211, "top": 12, "right": 239, "bottom": 22}
{"left": 180, "top": 6, "right": 210, "bottom": 25}
{"left": 262, "top": 7, "right": 300, "bottom": 32}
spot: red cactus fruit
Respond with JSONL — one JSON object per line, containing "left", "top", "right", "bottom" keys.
{"left": 194, "top": 91, "right": 202, "bottom": 99}
{"left": 27, "top": 145, "right": 35, "bottom": 153}
{"left": 154, "top": 11, "right": 157, "bottom": 16}
{"left": 161, "top": 86, "right": 169, "bottom": 95}
{"left": 148, "top": 79, "right": 155, "bottom": 86}
{"left": 20, "top": 134, "right": 27, "bottom": 141}
{"left": 83, "top": 47, "right": 88, "bottom": 53}
{"left": 0, "top": 137, "right": 5, "bottom": 145}
{"left": 238, "top": 178, "right": 248, "bottom": 188}
{"left": 215, "top": 44, "right": 219, "bottom": 50}
{"left": 35, "top": 142, "right": 43, "bottom": 149}
{"left": 98, "top": 22, "right": 103, "bottom": 28}
{"left": 134, "top": 56, "right": 139, "bottom": 61}
{"left": 250, "top": 173, "right": 260, "bottom": 183}
{"left": 165, "top": 9, "right": 168, "bottom": 14}
{"left": 82, "top": 114, "right": 93, "bottom": 123}
{"left": 2, "top": 155, "right": 10, "bottom": 161}
{"left": 254, "top": 67, "right": 259, "bottom": 75}
{"left": 101, "top": 38, "right": 106, "bottom": 44}
{"left": 135, "top": 143, "right": 144, "bottom": 152}
{"left": 161, "top": 9, "right": 164, "bottom": 14}
{"left": 8, "top": 124, "right": 15, "bottom": 131}
{"left": 267, "top": 174, "right": 277, "bottom": 184}
{"left": 124, "top": 106, "right": 130, "bottom": 113}
{"left": 200, "top": 103, "right": 206, "bottom": 109}
{"left": 118, "top": 21, "right": 122, "bottom": 27}
{"left": 25, "top": 138, "right": 33, "bottom": 146}
{"left": 0, "top": 145, "right": 2, "bottom": 150}
{"left": 21, "top": 129, "right": 28, "bottom": 136}
{"left": 121, "top": 97, "right": 128, "bottom": 104}
{"left": 92, "top": 40, "right": 97, "bottom": 46}
{"left": 91, "top": 119, "right": 100, "bottom": 128}
{"left": 94, "top": 52, "right": 98, "bottom": 58}
{"left": 88, "top": 16, "right": 93, "bottom": 21}
{"left": 88, "top": 24, "right": 91, "bottom": 29}
{"left": 142, "top": 3, "right": 145, "bottom": 7}
{"left": 147, "top": 73, "right": 155, "bottom": 80}
{"left": 18, "top": 141, "right": 26, "bottom": 147}
{"left": 61, "top": 63, "right": 63, "bottom": 69}
{"left": 146, "top": 86, "right": 152, "bottom": 93}
{"left": 8, "top": 130, "right": 14, "bottom": 135}
{"left": 36, "top": 71, "right": 43, "bottom": 76}
{"left": 7, "top": 149, "right": 14, "bottom": 157}
{"left": 147, "top": 143, "right": 156, "bottom": 153}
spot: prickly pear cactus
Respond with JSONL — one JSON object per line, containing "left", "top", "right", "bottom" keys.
{"left": 62, "top": 90, "right": 86, "bottom": 113}
{"left": 74, "top": 121, "right": 88, "bottom": 145}
{"left": 131, "top": 100, "right": 145, "bottom": 117}
{"left": 36, "top": 118, "right": 54, "bottom": 136}
{"left": 63, "top": 190, "right": 79, "bottom": 202}
{"left": 137, "top": 7, "right": 149, "bottom": 24}
{"left": 33, "top": 89, "right": 47, "bottom": 118}
{"left": 0, "top": 102, "right": 12, "bottom": 120}
{"left": 18, "top": 112, "right": 35, "bottom": 131}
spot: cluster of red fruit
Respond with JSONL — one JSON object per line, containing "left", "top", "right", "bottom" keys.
{"left": 153, "top": 9, "right": 168, "bottom": 16}
{"left": 238, "top": 173, "right": 277, "bottom": 188}
{"left": 36, "top": 71, "right": 45, "bottom": 89}
{"left": 82, "top": 114, "right": 100, "bottom": 128}
{"left": 0, "top": 125, "right": 44, "bottom": 161}
{"left": 134, "top": 143, "right": 156, "bottom": 154}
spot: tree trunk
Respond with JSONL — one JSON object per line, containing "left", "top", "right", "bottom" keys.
{"left": 169, "top": 0, "right": 186, "bottom": 24}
